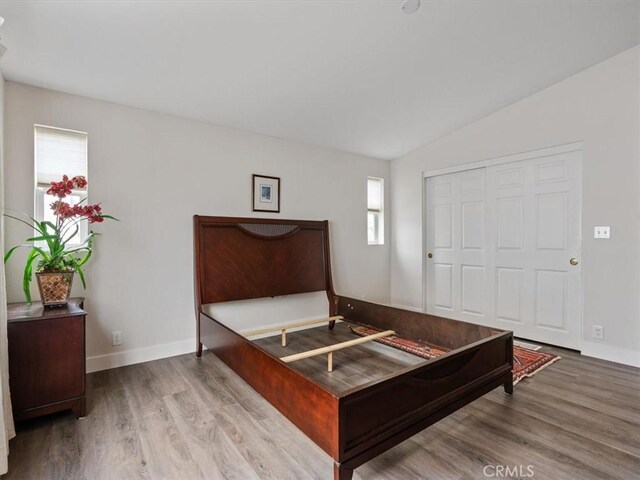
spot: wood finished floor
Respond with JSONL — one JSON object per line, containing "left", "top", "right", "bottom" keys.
{"left": 4, "top": 345, "right": 640, "bottom": 480}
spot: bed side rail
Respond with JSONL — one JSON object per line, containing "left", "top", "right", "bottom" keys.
{"left": 199, "top": 312, "right": 340, "bottom": 458}
{"left": 338, "top": 296, "right": 501, "bottom": 350}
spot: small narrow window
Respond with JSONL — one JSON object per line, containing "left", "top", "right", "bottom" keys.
{"left": 34, "top": 125, "right": 88, "bottom": 246}
{"left": 367, "top": 177, "right": 384, "bottom": 245}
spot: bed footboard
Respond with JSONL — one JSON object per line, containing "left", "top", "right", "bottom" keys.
{"left": 334, "top": 299, "right": 513, "bottom": 475}
{"left": 338, "top": 341, "right": 511, "bottom": 474}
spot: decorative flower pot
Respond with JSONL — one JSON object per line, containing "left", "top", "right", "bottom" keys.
{"left": 36, "top": 271, "right": 74, "bottom": 307}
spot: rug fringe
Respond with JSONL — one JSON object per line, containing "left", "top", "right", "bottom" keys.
{"left": 514, "top": 355, "right": 562, "bottom": 385}
{"left": 513, "top": 341, "right": 542, "bottom": 351}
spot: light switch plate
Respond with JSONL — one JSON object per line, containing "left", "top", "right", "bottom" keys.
{"left": 594, "top": 226, "right": 610, "bottom": 239}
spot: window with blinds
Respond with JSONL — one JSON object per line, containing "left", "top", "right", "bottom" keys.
{"left": 367, "top": 177, "right": 384, "bottom": 245}
{"left": 34, "top": 125, "right": 88, "bottom": 245}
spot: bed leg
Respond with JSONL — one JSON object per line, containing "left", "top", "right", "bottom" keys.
{"left": 333, "top": 463, "right": 354, "bottom": 480}
{"left": 504, "top": 335, "right": 514, "bottom": 394}
{"left": 328, "top": 320, "right": 336, "bottom": 330}
{"left": 504, "top": 376, "right": 513, "bottom": 395}
{"left": 196, "top": 342, "right": 203, "bottom": 358}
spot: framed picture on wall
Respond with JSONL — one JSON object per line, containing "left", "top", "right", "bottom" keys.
{"left": 252, "top": 174, "right": 281, "bottom": 213}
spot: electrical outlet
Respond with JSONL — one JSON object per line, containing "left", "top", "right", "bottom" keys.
{"left": 112, "top": 331, "right": 122, "bottom": 346}
{"left": 592, "top": 325, "right": 604, "bottom": 340}
{"left": 594, "top": 226, "right": 610, "bottom": 239}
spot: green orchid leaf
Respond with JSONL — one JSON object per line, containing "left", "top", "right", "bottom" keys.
{"left": 39, "top": 221, "right": 60, "bottom": 252}
{"left": 61, "top": 225, "right": 80, "bottom": 246}
{"left": 59, "top": 217, "right": 84, "bottom": 238}
{"left": 42, "top": 220, "right": 58, "bottom": 231}
{"left": 3, "top": 245, "right": 22, "bottom": 263}
{"left": 76, "top": 265, "right": 87, "bottom": 289}
{"left": 2, "top": 213, "right": 37, "bottom": 232}
{"left": 62, "top": 246, "right": 91, "bottom": 256}
{"left": 26, "top": 234, "right": 58, "bottom": 242}
{"left": 22, "top": 249, "right": 42, "bottom": 304}
{"left": 31, "top": 246, "right": 51, "bottom": 262}
{"left": 78, "top": 249, "right": 92, "bottom": 267}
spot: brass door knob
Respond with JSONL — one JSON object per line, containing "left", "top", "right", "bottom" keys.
{"left": 427, "top": 253, "right": 433, "bottom": 259}
{"left": 570, "top": 257, "right": 579, "bottom": 266}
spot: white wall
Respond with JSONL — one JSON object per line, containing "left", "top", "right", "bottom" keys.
{"left": 391, "top": 46, "right": 640, "bottom": 366}
{"left": 3, "top": 82, "right": 391, "bottom": 372}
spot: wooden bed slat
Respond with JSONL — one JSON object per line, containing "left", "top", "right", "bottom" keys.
{"left": 243, "top": 316, "right": 344, "bottom": 338}
{"left": 281, "top": 330, "right": 395, "bottom": 364}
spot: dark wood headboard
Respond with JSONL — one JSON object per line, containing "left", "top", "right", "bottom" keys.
{"left": 193, "top": 215, "right": 338, "bottom": 315}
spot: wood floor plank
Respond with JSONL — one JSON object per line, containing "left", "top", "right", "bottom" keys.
{"left": 358, "top": 436, "right": 462, "bottom": 480}
{"left": 5, "top": 415, "right": 56, "bottom": 479}
{"left": 204, "top": 357, "right": 272, "bottom": 422}
{"left": 132, "top": 399, "right": 202, "bottom": 480}
{"left": 406, "top": 432, "right": 498, "bottom": 480}
{"left": 256, "top": 413, "right": 332, "bottom": 478}
{"left": 214, "top": 403, "right": 314, "bottom": 480}
{"left": 429, "top": 417, "right": 587, "bottom": 480}
{"left": 80, "top": 385, "right": 150, "bottom": 480}
{"left": 144, "top": 356, "right": 190, "bottom": 396}
{"left": 475, "top": 395, "right": 640, "bottom": 479}
{"left": 523, "top": 369, "right": 640, "bottom": 424}
{"left": 169, "top": 354, "right": 238, "bottom": 411}
{"left": 164, "top": 389, "right": 259, "bottom": 480}
{"left": 117, "top": 362, "right": 176, "bottom": 418}
{"left": 47, "top": 415, "right": 85, "bottom": 480}
{"left": 511, "top": 386, "right": 640, "bottom": 456}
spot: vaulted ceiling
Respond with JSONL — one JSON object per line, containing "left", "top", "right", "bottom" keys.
{"left": 1, "top": 1, "right": 638, "bottom": 159}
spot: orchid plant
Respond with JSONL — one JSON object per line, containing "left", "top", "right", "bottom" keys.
{"left": 3, "top": 175, "right": 117, "bottom": 303}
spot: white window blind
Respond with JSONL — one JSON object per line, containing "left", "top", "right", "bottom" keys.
{"left": 367, "top": 177, "right": 384, "bottom": 245}
{"left": 34, "top": 125, "right": 89, "bottom": 247}
{"left": 367, "top": 177, "right": 382, "bottom": 212}
{"left": 35, "top": 125, "right": 87, "bottom": 186}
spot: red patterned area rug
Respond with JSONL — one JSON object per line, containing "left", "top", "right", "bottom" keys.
{"left": 349, "top": 325, "right": 560, "bottom": 385}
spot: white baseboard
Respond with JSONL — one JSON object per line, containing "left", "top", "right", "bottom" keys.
{"left": 581, "top": 340, "right": 640, "bottom": 368}
{"left": 390, "top": 303, "right": 423, "bottom": 313}
{"left": 86, "top": 326, "right": 639, "bottom": 374}
{"left": 85, "top": 315, "right": 334, "bottom": 373}
{"left": 86, "top": 338, "right": 197, "bottom": 373}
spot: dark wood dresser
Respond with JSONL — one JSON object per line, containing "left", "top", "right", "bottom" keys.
{"left": 7, "top": 297, "right": 86, "bottom": 420}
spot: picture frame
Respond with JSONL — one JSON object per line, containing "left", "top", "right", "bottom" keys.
{"left": 252, "top": 174, "right": 281, "bottom": 213}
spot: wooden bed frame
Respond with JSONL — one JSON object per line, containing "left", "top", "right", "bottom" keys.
{"left": 194, "top": 215, "right": 513, "bottom": 480}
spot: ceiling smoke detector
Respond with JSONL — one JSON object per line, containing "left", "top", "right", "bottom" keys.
{"left": 402, "top": 0, "right": 420, "bottom": 15}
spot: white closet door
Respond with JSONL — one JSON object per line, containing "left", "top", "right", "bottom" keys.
{"left": 426, "top": 168, "right": 493, "bottom": 324}
{"left": 489, "top": 150, "right": 582, "bottom": 348}
{"left": 426, "top": 150, "right": 582, "bottom": 349}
